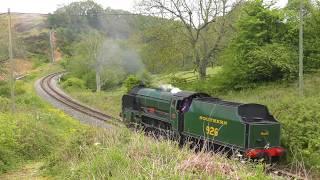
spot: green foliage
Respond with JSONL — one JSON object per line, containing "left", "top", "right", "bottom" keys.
{"left": 63, "top": 86, "right": 124, "bottom": 118}
{"left": 219, "top": 43, "right": 297, "bottom": 89}
{"left": 139, "top": 20, "right": 193, "bottom": 73}
{"left": 214, "top": 0, "right": 297, "bottom": 89}
{"left": 0, "top": 97, "right": 10, "bottom": 112}
{"left": 124, "top": 75, "right": 141, "bottom": 92}
{"left": 0, "top": 81, "right": 10, "bottom": 97}
{"left": 123, "top": 73, "right": 152, "bottom": 93}
{"left": 303, "top": 4, "right": 320, "bottom": 70}
{"left": 30, "top": 54, "right": 50, "bottom": 68}
{"left": 0, "top": 64, "right": 83, "bottom": 174}
{"left": 61, "top": 77, "right": 86, "bottom": 90}
{"left": 278, "top": 98, "right": 320, "bottom": 169}
{"left": 0, "top": 98, "right": 83, "bottom": 174}
{"left": 0, "top": 81, "right": 26, "bottom": 98}
{"left": 169, "top": 76, "right": 187, "bottom": 87}
{"left": 44, "top": 127, "right": 272, "bottom": 179}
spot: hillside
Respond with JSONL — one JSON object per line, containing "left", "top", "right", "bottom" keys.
{"left": 0, "top": 13, "right": 58, "bottom": 80}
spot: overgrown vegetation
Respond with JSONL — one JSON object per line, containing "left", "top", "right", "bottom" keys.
{"left": 0, "top": 65, "right": 84, "bottom": 174}
{"left": 44, "top": 126, "right": 272, "bottom": 179}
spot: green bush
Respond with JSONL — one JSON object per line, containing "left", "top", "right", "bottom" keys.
{"left": 217, "top": 43, "right": 297, "bottom": 90}
{"left": 62, "top": 77, "right": 86, "bottom": 89}
{"left": 0, "top": 113, "right": 56, "bottom": 173}
{"left": 0, "top": 103, "right": 83, "bottom": 174}
{"left": 276, "top": 97, "right": 320, "bottom": 169}
{"left": 123, "top": 75, "right": 141, "bottom": 92}
{"left": 169, "top": 76, "right": 187, "bottom": 87}
{"left": 0, "top": 81, "right": 10, "bottom": 97}
{"left": 0, "top": 81, "right": 26, "bottom": 98}
{"left": 0, "top": 97, "right": 10, "bottom": 112}
{"left": 30, "top": 54, "right": 49, "bottom": 68}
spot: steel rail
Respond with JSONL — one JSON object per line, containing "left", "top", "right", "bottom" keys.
{"left": 267, "top": 167, "right": 307, "bottom": 180}
{"left": 40, "top": 72, "right": 118, "bottom": 122}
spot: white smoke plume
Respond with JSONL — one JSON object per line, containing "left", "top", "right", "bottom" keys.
{"left": 160, "top": 84, "right": 182, "bottom": 94}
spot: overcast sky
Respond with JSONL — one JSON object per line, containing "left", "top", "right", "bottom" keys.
{"left": 0, "top": 0, "right": 288, "bottom": 14}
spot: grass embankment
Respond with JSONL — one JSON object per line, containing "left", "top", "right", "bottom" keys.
{"left": 0, "top": 64, "right": 85, "bottom": 176}
{"left": 63, "top": 87, "right": 124, "bottom": 118}
{"left": 45, "top": 126, "right": 272, "bottom": 179}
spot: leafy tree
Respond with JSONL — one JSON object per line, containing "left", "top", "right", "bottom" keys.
{"left": 48, "top": 0, "right": 104, "bottom": 56}
{"left": 139, "top": 19, "right": 193, "bottom": 73}
{"left": 279, "top": 1, "right": 320, "bottom": 70}
{"left": 124, "top": 75, "right": 142, "bottom": 92}
{"left": 301, "top": 2, "right": 320, "bottom": 70}
{"left": 138, "top": 0, "right": 242, "bottom": 79}
{"left": 217, "top": 0, "right": 297, "bottom": 89}
{"left": 65, "top": 30, "right": 104, "bottom": 92}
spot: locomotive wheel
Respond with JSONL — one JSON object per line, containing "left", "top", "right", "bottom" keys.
{"left": 179, "top": 135, "right": 185, "bottom": 148}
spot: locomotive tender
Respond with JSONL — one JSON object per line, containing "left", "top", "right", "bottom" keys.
{"left": 121, "top": 85, "right": 285, "bottom": 160}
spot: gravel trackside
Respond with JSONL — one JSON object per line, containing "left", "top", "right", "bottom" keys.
{"left": 35, "top": 74, "right": 112, "bottom": 129}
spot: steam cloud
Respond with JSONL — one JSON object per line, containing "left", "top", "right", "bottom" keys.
{"left": 160, "top": 84, "right": 182, "bottom": 94}
{"left": 95, "top": 11, "right": 145, "bottom": 76}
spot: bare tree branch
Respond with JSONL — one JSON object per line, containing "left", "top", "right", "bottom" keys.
{"left": 137, "top": 0, "right": 242, "bottom": 79}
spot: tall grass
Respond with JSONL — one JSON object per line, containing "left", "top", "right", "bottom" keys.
{"left": 44, "top": 127, "right": 273, "bottom": 179}
{"left": 0, "top": 64, "right": 83, "bottom": 174}
{"left": 64, "top": 86, "right": 124, "bottom": 118}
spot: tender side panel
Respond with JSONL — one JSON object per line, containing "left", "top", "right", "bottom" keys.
{"left": 183, "top": 100, "right": 246, "bottom": 149}
{"left": 248, "top": 123, "right": 281, "bottom": 148}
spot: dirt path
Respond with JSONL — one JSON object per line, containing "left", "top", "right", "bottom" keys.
{"left": 0, "top": 162, "right": 50, "bottom": 180}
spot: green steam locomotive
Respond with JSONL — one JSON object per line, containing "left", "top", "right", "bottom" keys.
{"left": 121, "top": 85, "right": 285, "bottom": 160}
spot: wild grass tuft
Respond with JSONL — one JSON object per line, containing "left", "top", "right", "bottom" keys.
{"left": 44, "top": 127, "right": 275, "bottom": 179}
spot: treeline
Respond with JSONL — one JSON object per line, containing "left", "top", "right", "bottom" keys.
{"left": 49, "top": 0, "right": 320, "bottom": 92}
{"left": 213, "top": 0, "right": 320, "bottom": 90}
{"left": 49, "top": 0, "right": 158, "bottom": 91}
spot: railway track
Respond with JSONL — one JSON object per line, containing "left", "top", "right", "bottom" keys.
{"left": 267, "top": 167, "right": 307, "bottom": 180}
{"left": 38, "top": 72, "right": 309, "bottom": 180}
{"left": 40, "top": 72, "right": 118, "bottom": 122}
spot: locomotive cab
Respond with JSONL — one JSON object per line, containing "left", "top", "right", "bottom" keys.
{"left": 170, "top": 92, "right": 210, "bottom": 133}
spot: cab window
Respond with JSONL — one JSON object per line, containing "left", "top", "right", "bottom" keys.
{"left": 171, "top": 100, "right": 176, "bottom": 108}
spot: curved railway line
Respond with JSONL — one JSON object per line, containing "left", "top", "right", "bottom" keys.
{"left": 39, "top": 72, "right": 119, "bottom": 122}
{"left": 37, "top": 72, "right": 308, "bottom": 180}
